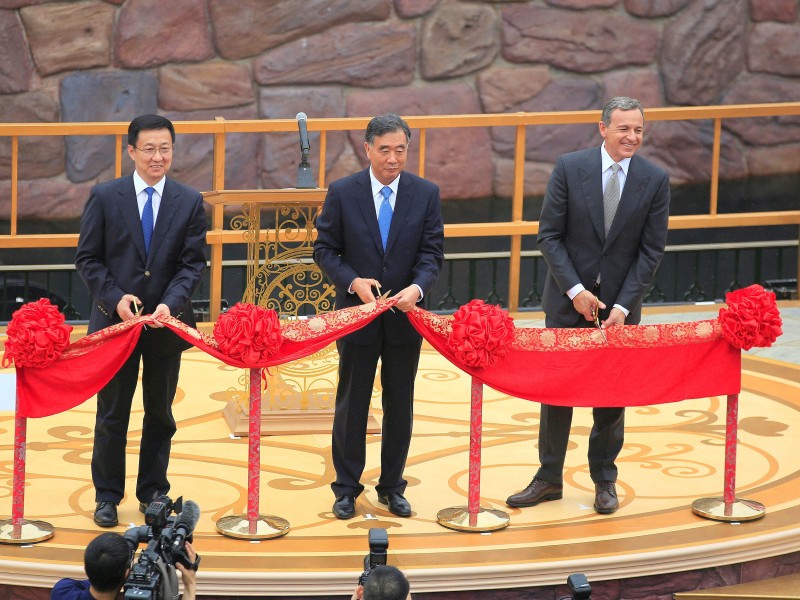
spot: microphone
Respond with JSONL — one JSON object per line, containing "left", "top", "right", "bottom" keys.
{"left": 296, "top": 112, "right": 310, "bottom": 154}
{"left": 170, "top": 500, "right": 200, "bottom": 552}
{"left": 295, "top": 111, "right": 316, "bottom": 188}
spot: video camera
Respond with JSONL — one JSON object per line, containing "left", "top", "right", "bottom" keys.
{"left": 123, "top": 496, "right": 201, "bottom": 600}
{"left": 358, "top": 527, "right": 389, "bottom": 586}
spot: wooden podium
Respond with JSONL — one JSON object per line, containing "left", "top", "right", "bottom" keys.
{"left": 203, "top": 189, "right": 380, "bottom": 436}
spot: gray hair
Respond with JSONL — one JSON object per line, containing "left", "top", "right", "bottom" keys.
{"left": 365, "top": 113, "right": 411, "bottom": 145}
{"left": 601, "top": 97, "right": 644, "bottom": 126}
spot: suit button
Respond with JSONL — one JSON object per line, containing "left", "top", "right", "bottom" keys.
{"left": 383, "top": 266, "right": 388, "bottom": 272}
{"left": 145, "top": 271, "right": 151, "bottom": 277}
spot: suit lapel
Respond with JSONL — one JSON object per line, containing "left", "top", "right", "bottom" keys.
{"left": 116, "top": 175, "right": 148, "bottom": 263}
{"left": 579, "top": 148, "right": 605, "bottom": 243}
{"left": 605, "top": 155, "right": 650, "bottom": 248}
{"left": 147, "top": 178, "right": 179, "bottom": 266}
{"left": 385, "top": 172, "right": 414, "bottom": 254}
{"left": 353, "top": 169, "right": 384, "bottom": 253}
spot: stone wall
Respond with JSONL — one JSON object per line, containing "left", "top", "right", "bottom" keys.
{"left": 1, "top": 0, "right": 800, "bottom": 220}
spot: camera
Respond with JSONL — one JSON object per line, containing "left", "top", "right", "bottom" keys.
{"left": 567, "top": 573, "right": 591, "bottom": 600}
{"left": 123, "top": 496, "right": 201, "bottom": 600}
{"left": 358, "top": 528, "right": 389, "bottom": 586}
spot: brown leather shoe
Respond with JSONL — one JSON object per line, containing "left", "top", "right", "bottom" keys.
{"left": 594, "top": 481, "right": 619, "bottom": 514}
{"left": 506, "top": 477, "right": 563, "bottom": 507}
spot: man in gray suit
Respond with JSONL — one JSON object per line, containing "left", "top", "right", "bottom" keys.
{"left": 507, "top": 97, "right": 670, "bottom": 514}
{"left": 76, "top": 114, "right": 207, "bottom": 527}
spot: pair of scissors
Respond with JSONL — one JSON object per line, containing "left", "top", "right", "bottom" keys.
{"left": 592, "top": 306, "right": 608, "bottom": 343}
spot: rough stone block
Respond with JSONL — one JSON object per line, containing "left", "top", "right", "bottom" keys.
{"left": 209, "top": 0, "right": 390, "bottom": 60}
{"left": 661, "top": 0, "right": 747, "bottom": 105}
{"left": 159, "top": 62, "right": 255, "bottom": 111}
{"left": 0, "top": 91, "right": 64, "bottom": 180}
{"left": 750, "top": 0, "right": 797, "bottom": 23}
{"left": 748, "top": 22, "right": 800, "bottom": 76}
{"left": 20, "top": 1, "right": 114, "bottom": 76}
{"left": 255, "top": 22, "right": 415, "bottom": 88}
{"left": 60, "top": 71, "right": 158, "bottom": 183}
{"left": 0, "top": 9, "right": 33, "bottom": 93}
{"left": 115, "top": 0, "right": 214, "bottom": 69}
{"left": 421, "top": 3, "right": 499, "bottom": 80}
{"left": 624, "top": 0, "right": 690, "bottom": 17}
{"left": 477, "top": 66, "right": 551, "bottom": 113}
{"left": 502, "top": 5, "right": 659, "bottom": 73}
{"left": 721, "top": 74, "right": 800, "bottom": 145}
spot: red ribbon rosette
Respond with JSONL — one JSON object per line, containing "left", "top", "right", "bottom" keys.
{"left": 447, "top": 299, "right": 515, "bottom": 368}
{"left": 213, "top": 302, "right": 283, "bottom": 364}
{"left": 718, "top": 284, "right": 783, "bottom": 350}
{"left": 2, "top": 298, "right": 73, "bottom": 369}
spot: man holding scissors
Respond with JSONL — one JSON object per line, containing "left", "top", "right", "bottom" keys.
{"left": 506, "top": 97, "right": 670, "bottom": 514}
{"left": 314, "top": 113, "right": 444, "bottom": 520}
{"left": 76, "top": 114, "right": 207, "bottom": 527}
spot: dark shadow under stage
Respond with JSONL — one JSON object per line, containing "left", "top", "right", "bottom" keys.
{"left": 1, "top": 305, "right": 799, "bottom": 599}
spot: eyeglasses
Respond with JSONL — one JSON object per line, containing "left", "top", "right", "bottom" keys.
{"left": 134, "top": 145, "right": 173, "bottom": 157}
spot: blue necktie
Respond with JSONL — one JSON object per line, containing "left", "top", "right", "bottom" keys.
{"left": 142, "top": 187, "right": 154, "bottom": 254}
{"left": 378, "top": 186, "right": 393, "bottom": 250}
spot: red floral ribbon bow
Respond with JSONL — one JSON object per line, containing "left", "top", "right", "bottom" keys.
{"left": 2, "top": 298, "right": 73, "bottom": 369}
{"left": 718, "top": 284, "right": 783, "bottom": 350}
{"left": 447, "top": 299, "right": 515, "bottom": 368}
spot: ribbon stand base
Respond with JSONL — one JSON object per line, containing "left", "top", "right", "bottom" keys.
{"left": 0, "top": 519, "right": 55, "bottom": 545}
{"left": 216, "top": 368, "right": 290, "bottom": 540}
{"left": 692, "top": 394, "right": 766, "bottom": 522}
{"left": 691, "top": 497, "right": 766, "bottom": 522}
{"left": 0, "top": 412, "right": 54, "bottom": 545}
{"left": 437, "top": 377, "right": 509, "bottom": 533}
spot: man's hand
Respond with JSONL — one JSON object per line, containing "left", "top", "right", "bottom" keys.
{"left": 176, "top": 542, "right": 197, "bottom": 600}
{"left": 116, "top": 294, "right": 143, "bottom": 321}
{"left": 392, "top": 285, "right": 421, "bottom": 312}
{"left": 573, "top": 290, "right": 605, "bottom": 322}
{"left": 148, "top": 303, "right": 171, "bottom": 328}
{"left": 352, "top": 277, "right": 379, "bottom": 304}
{"left": 602, "top": 307, "right": 626, "bottom": 328}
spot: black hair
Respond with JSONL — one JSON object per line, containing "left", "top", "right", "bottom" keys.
{"left": 362, "top": 565, "right": 410, "bottom": 600}
{"left": 84, "top": 532, "right": 132, "bottom": 593}
{"left": 128, "top": 114, "right": 175, "bottom": 147}
{"left": 364, "top": 113, "right": 411, "bottom": 145}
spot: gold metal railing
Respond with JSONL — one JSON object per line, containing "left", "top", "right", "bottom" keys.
{"left": 2, "top": 104, "right": 800, "bottom": 319}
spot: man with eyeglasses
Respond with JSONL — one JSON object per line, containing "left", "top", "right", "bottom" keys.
{"left": 75, "top": 115, "right": 207, "bottom": 527}
{"left": 51, "top": 532, "right": 197, "bottom": 600}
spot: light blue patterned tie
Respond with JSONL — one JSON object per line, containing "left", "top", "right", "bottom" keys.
{"left": 142, "top": 186, "right": 154, "bottom": 254}
{"left": 378, "top": 186, "right": 393, "bottom": 250}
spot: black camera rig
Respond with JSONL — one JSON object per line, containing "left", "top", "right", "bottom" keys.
{"left": 358, "top": 527, "right": 389, "bottom": 586}
{"left": 123, "top": 496, "right": 201, "bottom": 600}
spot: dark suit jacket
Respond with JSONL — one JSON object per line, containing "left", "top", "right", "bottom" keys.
{"left": 537, "top": 146, "right": 670, "bottom": 326}
{"left": 75, "top": 174, "right": 207, "bottom": 355}
{"left": 313, "top": 168, "right": 444, "bottom": 345}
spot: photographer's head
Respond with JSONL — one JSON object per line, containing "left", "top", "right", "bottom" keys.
{"left": 84, "top": 532, "right": 132, "bottom": 594}
{"left": 354, "top": 565, "right": 411, "bottom": 600}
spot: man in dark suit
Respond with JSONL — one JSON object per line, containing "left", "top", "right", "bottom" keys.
{"left": 506, "top": 97, "right": 670, "bottom": 514}
{"left": 314, "top": 113, "right": 444, "bottom": 519}
{"left": 75, "top": 114, "right": 207, "bottom": 527}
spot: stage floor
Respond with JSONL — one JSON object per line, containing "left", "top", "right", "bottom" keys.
{"left": 1, "top": 304, "right": 799, "bottom": 597}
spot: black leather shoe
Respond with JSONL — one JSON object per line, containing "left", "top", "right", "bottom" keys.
{"left": 378, "top": 493, "right": 412, "bottom": 517}
{"left": 94, "top": 501, "right": 118, "bottom": 527}
{"left": 594, "top": 481, "right": 619, "bottom": 514}
{"left": 333, "top": 495, "right": 356, "bottom": 519}
{"left": 506, "top": 477, "right": 563, "bottom": 508}
{"left": 139, "top": 502, "right": 148, "bottom": 514}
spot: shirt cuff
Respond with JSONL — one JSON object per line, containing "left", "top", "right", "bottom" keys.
{"left": 413, "top": 284, "right": 423, "bottom": 302}
{"left": 566, "top": 283, "right": 585, "bottom": 300}
{"left": 613, "top": 303, "right": 630, "bottom": 317}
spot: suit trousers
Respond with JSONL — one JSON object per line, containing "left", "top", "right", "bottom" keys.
{"left": 92, "top": 338, "right": 181, "bottom": 504}
{"left": 331, "top": 335, "right": 422, "bottom": 498}
{"left": 535, "top": 314, "right": 625, "bottom": 484}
